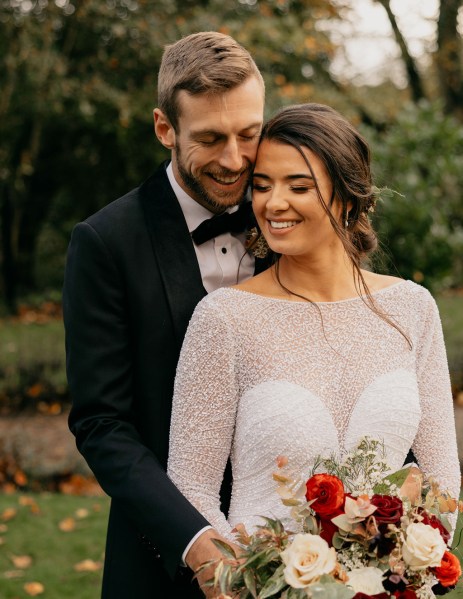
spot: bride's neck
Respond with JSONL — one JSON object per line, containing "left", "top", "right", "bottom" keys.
{"left": 274, "top": 254, "right": 361, "bottom": 303}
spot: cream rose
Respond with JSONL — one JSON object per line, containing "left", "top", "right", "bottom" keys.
{"left": 402, "top": 522, "right": 447, "bottom": 570}
{"left": 347, "top": 566, "right": 385, "bottom": 595}
{"left": 281, "top": 533, "right": 337, "bottom": 588}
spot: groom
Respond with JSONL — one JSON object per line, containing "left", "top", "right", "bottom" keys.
{"left": 63, "top": 32, "right": 266, "bottom": 598}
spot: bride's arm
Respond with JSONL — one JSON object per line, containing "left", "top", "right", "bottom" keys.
{"left": 168, "top": 296, "right": 239, "bottom": 539}
{"left": 411, "top": 292, "right": 461, "bottom": 535}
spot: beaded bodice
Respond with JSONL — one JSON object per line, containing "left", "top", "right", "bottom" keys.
{"left": 167, "top": 281, "right": 460, "bottom": 538}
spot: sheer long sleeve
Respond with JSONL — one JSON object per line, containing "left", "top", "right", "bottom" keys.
{"left": 411, "top": 294, "right": 461, "bottom": 535}
{"left": 168, "top": 297, "right": 239, "bottom": 538}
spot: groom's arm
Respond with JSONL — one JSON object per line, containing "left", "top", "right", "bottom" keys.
{"left": 63, "top": 220, "right": 212, "bottom": 577}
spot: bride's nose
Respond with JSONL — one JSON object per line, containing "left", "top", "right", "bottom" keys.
{"left": 265, "top": 188, "right": 290, "bottom": 212}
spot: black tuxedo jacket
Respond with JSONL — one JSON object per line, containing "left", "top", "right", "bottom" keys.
{"left": 63, "top": 164, "right": 268, "bottom": 598}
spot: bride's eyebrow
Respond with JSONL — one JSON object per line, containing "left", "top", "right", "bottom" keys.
{"left": 252, "top": 173, "right": 314, "bottom": 181}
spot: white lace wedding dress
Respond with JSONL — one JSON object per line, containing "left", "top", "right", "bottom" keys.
{"left": 167, "top": 280, "right": 460, "bottom": 539}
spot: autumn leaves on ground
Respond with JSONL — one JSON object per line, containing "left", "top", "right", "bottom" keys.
{"left": 0, "top": 491, "right": 109, "bottom": 598}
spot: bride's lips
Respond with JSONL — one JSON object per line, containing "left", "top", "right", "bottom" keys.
{"left": 267, "top": 219, "right": 300, "bottom": 234}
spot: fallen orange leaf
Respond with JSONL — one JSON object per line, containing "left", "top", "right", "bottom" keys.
{"left": 5, "top": 570, "right": 25, "bottom": 579}
{"left": 58, "top": 517, "right": 76, "bottom": 532}
{"left": 0, "top": 523, "right": 8, "bottom": 532}
{"left": 1, "top": 507, "right": 17, "bottom": 521}
{"left": 19, "top": 496, "right": 41, "bottom": 514}
{"left": 14, "top": 470, "right": 28, "bottom": 487}
{"left": 11, "top": 554, "right": 33, "bottom": 568}
{"left": 26, "top": 383, "right": 44, "bottom": 398}
{"left": 18, "top": 496, "right": 35, "bottom": 507}
{"left": 3, "top": 482, "right": 16, "bottom": 494}
{"left": 75, "top": 508, "right": 89, "bottom": 519}
{"left": 24, "top": 581, "right": 45, "bottom": 595}
{"left": 73, "top": 559, "right": 102, "bottom": 572}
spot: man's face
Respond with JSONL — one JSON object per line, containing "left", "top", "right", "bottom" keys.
{"left": 168, "top": 77, "right": 264, "bottom": 213}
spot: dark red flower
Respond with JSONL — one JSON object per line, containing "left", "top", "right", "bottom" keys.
{"left": 393, "top": 590, "right": 417, "bottom": 599}
{"left": 305, "top": 474, "right": 345, "bottom": 518}
{"left": 318, "top": 510, "right": 342, "bottom": 546}
{"left": 433, "top": 551, "right": 462, "bottom": 587}
{"left": 353, "top": 594, "right": 389, "bottom": 599}
{"left": 370, "top": 494, "right": 403, "bottom": 525}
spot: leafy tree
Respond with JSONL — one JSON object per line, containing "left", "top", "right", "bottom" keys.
{"left": 366, "top": 102, "right": 463, "bottom": 291}
{"left": 1, "top": 0, "right": 462, "bottom": 310}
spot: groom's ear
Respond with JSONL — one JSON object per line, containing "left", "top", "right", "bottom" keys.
{"left": 153, "top": 108, "right": 175, "bottom": 150}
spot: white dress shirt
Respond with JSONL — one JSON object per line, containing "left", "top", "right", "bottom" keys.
{"left": 165, "top": 163, "right": 255, "bottom": 563}
{"left": 166, "top": 163, "right": 255, "bottom": 293}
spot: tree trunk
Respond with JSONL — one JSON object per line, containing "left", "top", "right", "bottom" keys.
{"left": 436, "top": 0, "right": 463, "bottom": 120}
{"left": 0, "top": 185, "right": 17, "bottom": 314}
{"left": 374, "top": 0, "right": 427, "bottom": 103}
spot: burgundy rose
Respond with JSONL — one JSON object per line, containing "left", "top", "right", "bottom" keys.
{"left": 393, "top": 591, "right": 417, "bottom": 599}
{"left": 417, "top": 509, "right": 451, "bottom": 544}
{"left": 305, "top": 474, "right": 345, "bottom": 518}
{"left": 318, "top": 509, "right": 342, "bottom": 546}
{"left": 370, "top": 494, "right": 403, "bottom": 525}
{"left": 353, "top": 594, "right": 389, "bottom": 599}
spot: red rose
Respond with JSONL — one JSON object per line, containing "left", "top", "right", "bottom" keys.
{"left": 305, "top": 474, "right": 345, "bottom": 518}
{"left": 433, "top": 551, "right": 462, "bottom": 587}
{"left": 418, "top": 509, "right": 451, "bottom": 544}
{"left": 370, "top": 494, "right": 403, "bottom": 525}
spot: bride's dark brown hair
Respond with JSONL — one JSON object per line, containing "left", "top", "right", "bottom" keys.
{"left": 258, "top": 103, "right": 411, "bottom": 346}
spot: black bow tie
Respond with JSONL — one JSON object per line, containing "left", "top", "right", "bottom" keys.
{"left": 191, "top": 201, "right": 254, "bottom": 245}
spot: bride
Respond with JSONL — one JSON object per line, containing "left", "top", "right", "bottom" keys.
{"left": 167, "top": 103, "right": 460, "bottom": 546}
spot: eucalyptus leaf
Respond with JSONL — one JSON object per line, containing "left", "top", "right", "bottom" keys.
{"left": 211, "top": 538, "right": 238, "bottom": 559}
{"left": 310, "top": 581, "right": 356, "bottom": 599}
{"left": 243, "top": 568, "right": 258, "bottom": 598}
{"left": 374, "top": 467, "right": 409, "bottom": 494}
{"left": 259, "top": 564, "right": 286, "bottom": 598}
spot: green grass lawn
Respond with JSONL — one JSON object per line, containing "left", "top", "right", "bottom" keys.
{"left": 0, "top": 492, "right": 109, "bottom": 599}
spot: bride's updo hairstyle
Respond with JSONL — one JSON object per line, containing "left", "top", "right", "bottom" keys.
{"left": 259, "top": 103, "right": 410, "bottom": 346}
{"left": 259, "top": 102, "right": 377, "bottom": 265}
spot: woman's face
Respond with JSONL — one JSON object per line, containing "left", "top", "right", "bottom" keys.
{"left": 252, "top": 139, "right": 344, "bottom": 259}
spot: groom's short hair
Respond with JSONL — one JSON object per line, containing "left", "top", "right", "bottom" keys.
{"left": 157, "top": 31, "right": 264, "bottom": 132}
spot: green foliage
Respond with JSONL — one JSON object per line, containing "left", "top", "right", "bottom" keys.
{"left": 1, "top": 1, "right": 463, "bottom": 299}
{"left": 0, "top": 317, "right": 67, "bottom": 413}
{"left": 0, "top": 0, "right": 345, "bottom": 298}
{"left": 365, "top": 101, "right": 463, "bottom": 291}
{"left": 436, "top": 293, "right": 463, "bottom": 391}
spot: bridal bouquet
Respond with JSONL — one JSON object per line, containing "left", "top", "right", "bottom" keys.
{"left": 203, "top": 438, "right": 461, "bottom": 599}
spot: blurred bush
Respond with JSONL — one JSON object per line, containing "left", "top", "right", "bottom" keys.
{"left": 366, "top": 101, "right": 463, "bottom": 292}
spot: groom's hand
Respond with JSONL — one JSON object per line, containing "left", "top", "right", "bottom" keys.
{"left": 185, "top": 528, "right": 241, "bottom": 598}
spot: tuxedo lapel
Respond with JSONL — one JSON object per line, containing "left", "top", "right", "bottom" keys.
{"left": 139, "top": 164, "right": 207, "bottom": 348}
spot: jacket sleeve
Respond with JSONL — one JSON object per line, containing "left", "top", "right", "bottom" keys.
{"left": 63, "top": 221, "right": 209, "bottom": 576}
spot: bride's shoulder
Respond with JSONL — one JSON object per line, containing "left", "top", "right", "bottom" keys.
{"left": 362, "top": 271, "right": 404, "bottom": 292}
{"left": 362, "top": 271, "right": 434, "bottom": 306}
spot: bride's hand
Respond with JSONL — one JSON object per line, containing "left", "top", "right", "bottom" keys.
{"left": 399, "top": 465, "right": 423, "bottom": 503}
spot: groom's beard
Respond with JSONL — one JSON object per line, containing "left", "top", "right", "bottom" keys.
{"left": 175, "top": 143, "right": 252, "bottom": 213}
